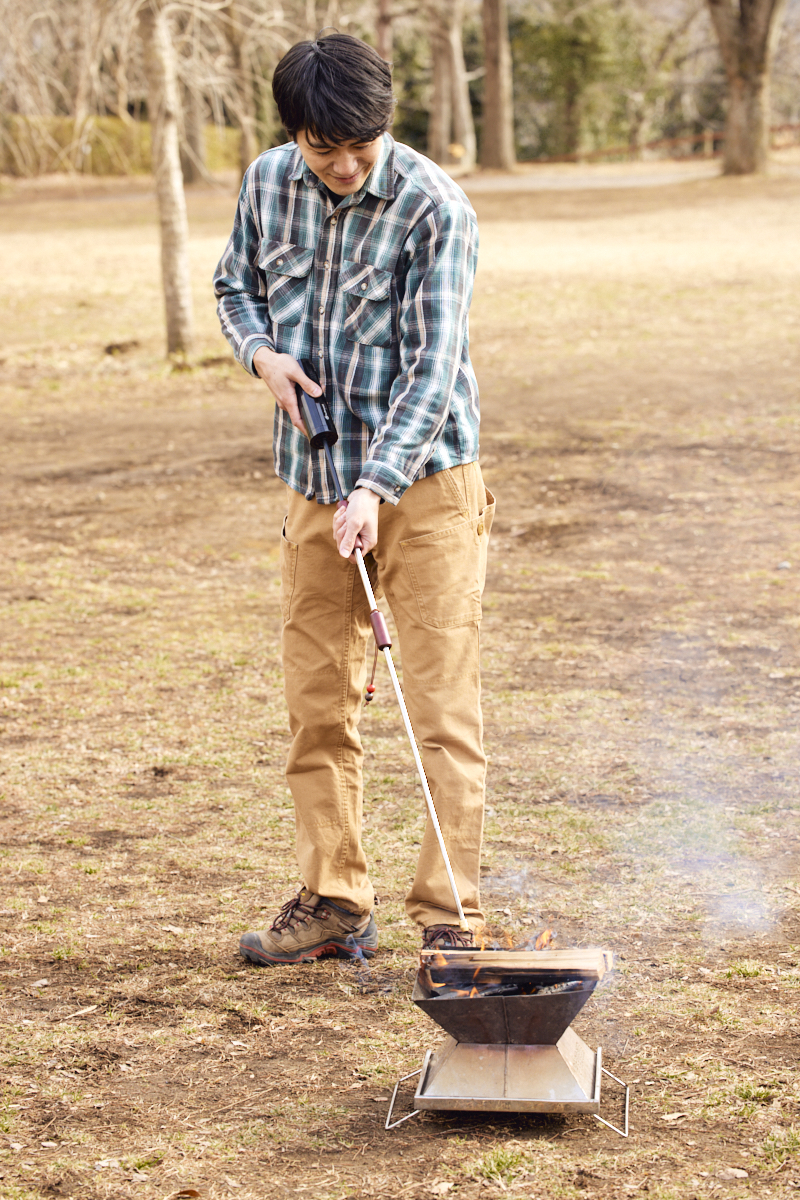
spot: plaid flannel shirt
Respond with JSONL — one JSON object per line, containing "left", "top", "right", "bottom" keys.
{"left": 213, "top": 134, "right": 480, "bottom": 505}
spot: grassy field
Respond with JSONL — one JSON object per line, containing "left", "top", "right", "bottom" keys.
{"left": 1, "top": 157, "right": 799, "bottom": 1200}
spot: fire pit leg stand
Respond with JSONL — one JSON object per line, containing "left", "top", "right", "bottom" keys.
{"left": 385, "top": 1061, "right": 427, "bottom": 1130}
{"left": 593, "top": 1066, "right": 630, "bottom": 1138}
{"left": 386, "top": 1037, "right": 631, "bottom": 1137}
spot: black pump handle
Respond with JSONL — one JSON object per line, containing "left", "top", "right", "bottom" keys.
{"left": 295, "top": 359, "right": 338, "bottom": 451}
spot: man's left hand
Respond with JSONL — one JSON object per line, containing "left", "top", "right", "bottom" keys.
{"left": 333, "top": 488, "right": 380, "bottom": 561}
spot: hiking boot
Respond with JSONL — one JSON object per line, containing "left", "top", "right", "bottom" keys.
{"left": 422, "top": 923, "right": 476, "bottom": 951}
{"left": 239, "top": 887, "right": 378, "bottom": 966}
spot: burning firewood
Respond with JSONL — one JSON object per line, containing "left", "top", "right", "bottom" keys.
{"left": 418, "top": 948, "right": 610, "bottom": 1002}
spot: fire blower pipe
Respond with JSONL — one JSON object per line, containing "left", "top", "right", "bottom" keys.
{"left": 296, "top": 362, "right": 470, "bottom": 933}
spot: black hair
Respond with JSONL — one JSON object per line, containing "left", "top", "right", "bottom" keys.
{"left": 272, "top": 33, "right": 394, "bottom": 144}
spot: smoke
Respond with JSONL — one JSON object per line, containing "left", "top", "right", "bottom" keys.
{"left": 340, "top": 935, "right": 397, "bottom": 994}
{"left": 478, "top": 632, "right": 786, "bottom": 955}
{"left": 343, "top": 934, "right": 371, "bottom": 977}
{"left": 625, "top": 632, "right": 782, "bottom": 947}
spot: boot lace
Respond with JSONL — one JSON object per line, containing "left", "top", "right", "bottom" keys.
{"left": 270, "top": 890, "right": 320, "bottom": 933}
{"left": 422, "top": 924, "right": 474, "bottom": 950}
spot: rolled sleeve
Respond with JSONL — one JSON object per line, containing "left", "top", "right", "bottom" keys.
{"left": 354, "top": 461, "right": 409, "bottom": 504}
{"left": 357, "top": 201, "right": 478, "bottom": 504}
{"left": 213, "top": 170, "right": 274, "bottom": 375}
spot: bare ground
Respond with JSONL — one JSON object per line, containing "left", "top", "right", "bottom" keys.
{"left": 0, "top": 159, "right": 799, "bottom": 1200}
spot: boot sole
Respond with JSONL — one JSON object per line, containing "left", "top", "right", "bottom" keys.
{"left": 239, "top": 937, "right": 378, "bottom": 967}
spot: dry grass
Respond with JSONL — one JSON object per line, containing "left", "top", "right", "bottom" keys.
{"left": 1, "top": 159, "right": 799, "bottom": 1199}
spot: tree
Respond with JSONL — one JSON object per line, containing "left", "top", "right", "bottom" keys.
{"left": 428, "top": 0, "right": 477, "bottom": 170}
{"left": 377, "top": 0, "right": 394, "bottom": 60}
{"left": 138, "top": 0, "right": 194, "bottom": 356}
{"left": 0, "top": 0, "right": 139, "bottom": 173}
{"left": 607, "top": 0, "right": 705, "bottom": 156}
{"left": 481, "top": 0, "right": 515, "bottom": 168}
{"left": 771, "top": 0, "right": 800, "bottom": 126}
{"left": 511, "top": 7, "right": 605, "bottom": 158}
{"left": 223, "top": 1, "right": 260, "bottom": 178}
{"left": 179, "top": 83, "right": 208, "bottom": 184}
{"left": 706, "top": 0, "right": 788, "bottom": 172}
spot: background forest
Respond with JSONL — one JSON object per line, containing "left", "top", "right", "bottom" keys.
{"left": 1, "top": 0, "right": 799, "bottom": 180}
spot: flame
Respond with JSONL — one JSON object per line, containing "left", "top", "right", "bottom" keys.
{"left": 534, "top": 928, "right": 554, "bottom": 951}
{"left": 430, "top": 951, "right": 448, "bottom": 968}
{"left": 469, "top": 987, "right": 478, "bottom": 998}
{"left": 430, "top": 981, "right": 446, "bottom": 989}
{"left": 503, "top": 929, "right": 514, "bottom": 949}
{"left": 478, "top": 934, "right": 487, "bottom": 952}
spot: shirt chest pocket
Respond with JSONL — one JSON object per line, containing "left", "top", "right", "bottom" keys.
{"left": 259, "top": 240, "right": 314, "bottom": 327}
{"left": 339, "top": 260, "right": 394, "bottom": 348}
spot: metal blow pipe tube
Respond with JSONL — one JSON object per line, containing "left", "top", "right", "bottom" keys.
{"left": 382, "top": 649, "right": 470, "bottom": 932}
{"left": 316, "top": 437, "right": 470, "bottom": 933}
{"left": 350, "top": 541, "right": 469, "bottom": 932}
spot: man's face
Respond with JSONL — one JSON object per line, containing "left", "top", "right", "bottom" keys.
{"left": 296, "top": 130, "right": 383, "bottom": 195}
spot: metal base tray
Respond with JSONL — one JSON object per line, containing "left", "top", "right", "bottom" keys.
{"left": 415, "top": 1026, "right": 601, "bottom": 1114}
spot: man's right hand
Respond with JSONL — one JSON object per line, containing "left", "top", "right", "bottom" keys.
{"left": 252, "top": 348, "right": 321, "bottom": 435}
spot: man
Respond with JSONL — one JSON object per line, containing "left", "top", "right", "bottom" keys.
{"left": 213, "top": 32, "right": 494, "bottom": 965}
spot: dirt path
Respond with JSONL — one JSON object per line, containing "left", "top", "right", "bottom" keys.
{"left": 0, "top": 167, "right": 799, "bottom": 1200}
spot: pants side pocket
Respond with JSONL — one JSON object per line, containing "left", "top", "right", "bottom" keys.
{"left": 401, "top": 489, "right": 495, "bottom": 630}
{"left": 280, "top": 517, "right": 299, "bottom": 621}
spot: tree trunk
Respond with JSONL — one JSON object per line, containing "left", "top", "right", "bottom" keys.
{"left": 429, "top": 16, "right": 453, "bottom": 163}
{"left": 224, "top": 2, "right": 259, "bottom": 179}
{"left": 724, "top": 71, "right": 770, "bottom": 172}
{"left": 305, "top": 0, "right": 317, "bottom": 39}
{"left": 562, "top": 73, "right": 581, "bottom": 157}
{"left": 237, "top": 106, "right": 259, "bottom": 178}
{"left": 72, "top": 0, "right": 103, "bottom": 169}
{"left": 448, "top": 0, "right": 477, "bottom": 172}
{"left": 428, "top": 0, "right": 476, "bottom": 172}
{"left": 180, "top": 86, "right": 207, "bottom": 184}
{"left": 377, "top": 0, "right": 393, "bottom": 61}
{"left": 72, "top": 0, "right": 95, "bottom": 130}
{"left": 138, "top": 0, "right": 194, "bottom": 357}
{"left": 114, "top": 50, "right": 131, "bottom": 124}
{"left": 706, "top": 0, "right": 788, "bottom": 174}
{"left": 481, "top": 0, "right": 515, "bottom": 169}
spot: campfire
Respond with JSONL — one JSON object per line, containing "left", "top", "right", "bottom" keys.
{"left": 420, "top": 940, "right": 601, "bottom": 1001}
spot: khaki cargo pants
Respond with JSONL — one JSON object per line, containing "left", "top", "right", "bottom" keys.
{"left": 279, "top": 461, "right": 495, "bottom": 929}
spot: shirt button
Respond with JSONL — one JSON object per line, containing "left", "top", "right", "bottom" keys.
{"left": 324, "top": 260, "right": 330, "bottom": 268}
{"left": 477, "top": 523, "right": 485, "bottom": 535}
{"left": 331, "top": 217, "right": 338, "bottom": 225}
{"left": 361, "top": 282, "right": 367, "bottom": 290}
{"left": 276, "top": 258, "right": 284, "bottom": 265}
{"left": 318, "top": 350, "right": 323, "bottom": 357}
{"left": 318, "top": 306, "right": 324, "bottom": 314}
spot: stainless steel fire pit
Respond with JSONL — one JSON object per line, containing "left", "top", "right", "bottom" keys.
{"left": 386, "top": 948, "right": 628, "bottom": 1135}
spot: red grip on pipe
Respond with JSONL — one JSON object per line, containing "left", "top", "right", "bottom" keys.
{"left": 370, "top": 610, "right": 392, "bottom": 649}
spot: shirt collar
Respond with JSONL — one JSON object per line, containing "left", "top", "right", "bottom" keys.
{"left": 289, "top": 133, "right": 396, "bottom": 201}
{"left": 365, "top": 133, "right": 395, "bottom": 200}
{"left": 289, "top": 144, "right": 306, "bottom": 183}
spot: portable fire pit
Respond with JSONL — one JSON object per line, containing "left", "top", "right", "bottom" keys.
{"left": 386, "top": 948, "right": 628, "bottom": 1135}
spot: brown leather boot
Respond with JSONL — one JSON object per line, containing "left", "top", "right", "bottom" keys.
{"left": 422, "top": 924, "right": 476, "bottom": 951}
{"left": 239, "top": 887, "right": 378, "bottom": 966}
